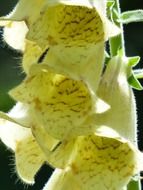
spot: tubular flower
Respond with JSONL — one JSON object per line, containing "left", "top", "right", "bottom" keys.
{"left": 43, "top": 135, "right": 140, "bottom": 190}
{"left": 27, "top": 56, "right": 143, "bottom": 190}
{"left": 0, "top": 56, "right": 143, "bottom": 190}
{"left": 0, "top": 103, "right": 46, "bottom": 184}
{"left": 9, "top": 64, "right": 94, "bottom": 140}
{"left": 0, "top": 0, "right": 120, "bottom": 95}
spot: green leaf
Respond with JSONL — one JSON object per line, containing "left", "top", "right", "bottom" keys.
{"left": 107, "top": 0, "right": 115, "bottom": 20}
{"left": 127, "top": 56, "right": 140, "bottom": 67}
{"left": 107, "top": 0, "right": 115, "bottom": 8}
{"left": 128, "top": 73, "right": 143, "bottom": 90}
{"left": 127, "top": 179, "right": 142, "bottom": 190}
{"left": 118, "top": 10, "right": 143, "bottom": 24}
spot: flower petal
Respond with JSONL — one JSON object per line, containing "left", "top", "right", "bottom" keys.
{"left": 0, "top": 0, "right": 45, "bottom": 24}
{"left": 46, "top": 0, "right": 106, "bottom": 12}
{"left": 0, "top": 101, "right": 62, "bottom": 151}
{"left": 24, "top": 0, "right": 119, "bottom": 94}
{"left": 0, "top": 102, "right": 34, "bottom": 128}
{"left": 0, "top": 104, "right": 46, "bottom": 184}
{"left": 0, "top": 0, "right": 120, "bottom": 94}
{"left": 9, "top": 65, "right": 95, "bottom": 140}
{"left": 104, "top": 19, "right": 121, "bottom": 40}
{"left": 67, "top": 135, "right": 139, "bottom": 190}
{"left": 43, "top": 168, "right": 81, "bottom": 190}
{"left": 43, "top": 134, "right": 141, "bottom": 190}
{"left": 22, "top": 40, "right": 42, "bottom": 73}
{"left": 15, "top": 134, "right": 46, "bottom": 184}
{"left": 25, "top": 2, "right": 105, "bottom": 95}
{"left": 27, "top": 5, "right": 105, "bottom": 47}
{"left": 0, "top": 21, "right": 28, "bottom": 51}
{"left": 93, "top": 56, "right": 137, "bottom": 144}
{"left": 40, "top": 42, "right": 105, "bottom": 97}
{"left": 31, "top": 122, "right": 75, "bottom": 168}
{"left": 0, "top": 122, "right": 46, "bottom": 185}
{"left": 0, "top": 116, "right": 31, "bottom": 151}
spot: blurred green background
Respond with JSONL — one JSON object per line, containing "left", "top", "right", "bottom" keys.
{"left": 0, "top": 0, "right": 143, "bottom": 189}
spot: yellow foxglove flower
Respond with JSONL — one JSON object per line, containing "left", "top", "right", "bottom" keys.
{"left": 0, "top": 103, "right": 46, "bottom": 184}
{"left": 8, "top": 64, "right": 95, "bottom": 140}
{"left": 36, "top": 56, "right": 143, "bottom": 190}
{"left": 0, "top": 0, "right": 120, "bottom": 96}
{"left": 0, "top": 56, "right": 142, "bottom": 190}
{"left": 0, "top": 1, "right": 142, "bottom": 190}
{"left": 43, "top": 135, "right": 140, "bottom": 190}
{"left": 95, "top": 56, "right": 137, "bottom": 144}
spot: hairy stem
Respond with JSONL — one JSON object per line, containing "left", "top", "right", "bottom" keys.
{"left": 109, "top": 0, "right": 125, "bottom": 56}
{"left": 134, "top": 69, "right": 143, "bottom": 79}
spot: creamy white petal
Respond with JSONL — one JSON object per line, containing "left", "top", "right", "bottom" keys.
{"left": 41, "top": 42, "right": 104, "bottom": 98}
{"left": 31, "top": 122, "right": 76, "bottom": 168}
{"left": 94, "top": 56, "right": 137, "bottom": 144}
{"left": 9, "top": 65, "right": 95, "bottom": 140}
{"left": 22, "top": 40, "right": 42, "bottom": 73}
{"left": 43, "top": 168, "right": 81, "bottom": 190}
{"left": 0, "top": 119, "right": 46, "bottom": 184}
{"left": 0, "top": 102, "right": 34, "bottom": 128}
{"left": 43, "top": 134, "right": 141, "bottom": 190}
{"left": 0, "top": 117, "right": 30, "bottom": 151}
{"left": 15, "top": 134, "right": 46, "bottom": 184}
{"left": 0, "top": 104, "right": 46, "bottom": 184}
{"left": 2, "top": 21, "right": 28, "bottom": 51}
{"left": 0, "top": 102, "right": 34, "bottom": 150}
{"left": 67, "top": 135, "right": 139, "bottom": 190}
{"left": 1, "top": 0, "right": 45, "bottom": 24}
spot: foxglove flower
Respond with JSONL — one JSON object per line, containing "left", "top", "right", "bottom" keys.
{"left": 0, "top": 103, "right": 46, "bottom": 184}
{"left": 0, "top": 0, "right": 120, "bottom": 96}
{"left": 2, "top": 64, "right": 94, "bottom": 140}
{"left": 0, "top": 56, "right": 142, "bottom": 190}
{"left": 36, "top": 56, "right": 143, "bottom": 190}
{"left": 0, "top": 1, "right": 142, "bottom": 190}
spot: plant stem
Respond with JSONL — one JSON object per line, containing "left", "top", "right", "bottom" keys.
{"left": 134, "top": 69, "right": 143, "bottom": 79}
{"left": 109, "top": 0, "right": 125, "bottom": 56}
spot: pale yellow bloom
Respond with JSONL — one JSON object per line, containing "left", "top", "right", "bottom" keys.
{"left": 38, "top": 56, "right": 143, "bottom": 190}
{"left": 0, "top": 103, "right": 46, "bottom": 184}
{"left": 0, "top": 56, "right": 142, "bottom": 190}
{"left": 0, "top": 1, "right": 142, "bottom": 189}
{"left": 43, "top": 135, "right": 139, "bottom": 190}
{"left": 8, "top": 64, "right": 94, "bottom": 140}
{"left": 0, "top": 0, "right": 120, "bottom": 96}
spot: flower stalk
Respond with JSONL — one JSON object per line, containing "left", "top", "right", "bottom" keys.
{"left": 109, "top": 0, "right": 125, "bottom": 57}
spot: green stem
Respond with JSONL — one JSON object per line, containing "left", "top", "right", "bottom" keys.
{"left": 109, "top": 0, "right": 125, "bottom": 56}
{"left": 134, "top": 69, "right": 143, "bottom": 79}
